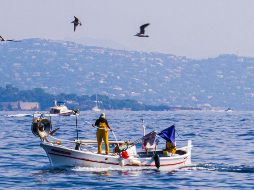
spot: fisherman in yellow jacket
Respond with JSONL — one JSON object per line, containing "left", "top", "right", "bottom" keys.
{"left": 166, "top": 141, "right": 176, "bottom": 155}
{"left": 92, "top": 113, "right": 112, "bottom": 154}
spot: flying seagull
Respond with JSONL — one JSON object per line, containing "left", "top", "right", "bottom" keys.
{"left": 0, "top": 35, "right": 21, "bottom": 42}
{"left": 134, "top": 23, "right": 150, "bottom": 37}
{"left": 71, "top": 16, "right": 82, "bottom": 32}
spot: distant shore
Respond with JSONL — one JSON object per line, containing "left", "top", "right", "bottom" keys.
{"left": 0, "top": 85, "right": 201, "bottom": 111}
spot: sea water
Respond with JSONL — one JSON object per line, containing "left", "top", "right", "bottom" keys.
{"left": 0, "top": 110, "right": 253, "bottom": 189}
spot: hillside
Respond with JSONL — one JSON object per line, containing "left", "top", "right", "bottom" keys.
{"left": 1, "top": 38, "right": 254, "bottom": 110}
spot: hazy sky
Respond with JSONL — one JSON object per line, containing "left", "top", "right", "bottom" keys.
{"left": 1, "top": 0, "right": 254, "bottom": 58}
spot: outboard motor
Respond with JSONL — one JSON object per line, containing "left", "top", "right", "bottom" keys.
{"left": 153, "top": 154, "right": 160, "bottom": 169}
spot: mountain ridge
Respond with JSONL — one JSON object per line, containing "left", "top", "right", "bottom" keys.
{"left": 1, "top": 38, "right": 254, "bottom": 110}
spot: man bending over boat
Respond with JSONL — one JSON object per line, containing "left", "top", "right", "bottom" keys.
{"left": 92, "top": 113, "right": 112, "bottom": 154}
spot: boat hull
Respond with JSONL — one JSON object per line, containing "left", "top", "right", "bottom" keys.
{"left": 41, "top": 141, "right": 192, "bottom": 171}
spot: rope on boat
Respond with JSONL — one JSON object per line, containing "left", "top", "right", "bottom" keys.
{"left": 49, "top": 135, "right": 97, "bottom": 152}
{"left": 111, "top": 131, "right": 118, "bottom": 141}
{"left": 111, "top": 130, "right": 120, "bottom": 148}
{"left": 49, "top": 135, "right": 75, "bottom": 143}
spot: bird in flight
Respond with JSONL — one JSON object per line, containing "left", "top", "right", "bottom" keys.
{"left": 71, "top": 16, "right": 82, "bottom": 32}
{"left": 0, "top": 35, "right": 21, "bottom": 42}
{"left": 134, "top": 23, "right": 150, "bottom": 37}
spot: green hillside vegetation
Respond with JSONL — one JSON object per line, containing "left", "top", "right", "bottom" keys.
{"left": 0, "top": 85, "right": 179, "bottom": 111}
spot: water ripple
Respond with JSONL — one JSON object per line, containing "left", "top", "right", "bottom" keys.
{"left": 1, "top": 110, "right": 254, "bottom": 189}
{"left": 191, "top": 163, "right": 254, "bottom": 173}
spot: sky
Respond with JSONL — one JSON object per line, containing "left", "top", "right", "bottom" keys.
{"left": 1, "top": 0, "right": 254, "bottom": 58}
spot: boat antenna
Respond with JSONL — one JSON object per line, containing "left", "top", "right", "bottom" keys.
{"left": 141, "top": 118, "right": 146, "bottom": 136}
{"left": 49, "top": 113, "right": 52, "bottom": 131}
{"left": 96, "top": 94, "right": 98, "bottom": 107}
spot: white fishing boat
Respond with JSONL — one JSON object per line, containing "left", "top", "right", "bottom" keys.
{"left": 49, "top": 101, "right": 74, "bottom": 116}
{"left": 91, "top": 105, "right": 101, "bottom": 112}
{"left": 225, "top": 107, "right": 233, "bottom": 112}
{"left": 91, "top": 94, "right": 101, "bottom": 112}
{"left": 32, "top": 113, "right": 192, "bottom": 171}
{"left": 40, "top": 140, "right": 192, "bottom": 170}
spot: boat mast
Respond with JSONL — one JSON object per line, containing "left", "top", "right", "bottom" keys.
{"left": 95, "top": 94, "right": 98, "bottom": 108}
{"left": 76, "top": 114, "right": 79, "bottom": 140}
{"left": 74, "top": 110, "right": 81, "bottom": 150}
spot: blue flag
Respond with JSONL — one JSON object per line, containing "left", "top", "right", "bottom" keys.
{"left": 158, "top": 125, "right": 175, "bottom": 145}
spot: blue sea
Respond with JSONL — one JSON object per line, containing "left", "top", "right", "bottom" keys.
{"left": 0, "top": 110, "right": 253, "bottom": 189}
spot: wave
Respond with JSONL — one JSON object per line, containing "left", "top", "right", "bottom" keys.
{"left": 5, "top": 113, "right": 76, "bottom": 118}
{"left": 5, "top": 113, "right": 32, "bottom": 118}
{"left": 187, "top": 163, "right": 254, "bottom": 173}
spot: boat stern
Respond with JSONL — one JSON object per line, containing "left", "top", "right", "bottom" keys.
{"left": 185, "top": 140, "right": 192, "bottom": 166}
